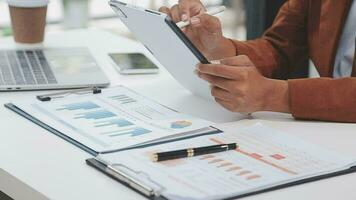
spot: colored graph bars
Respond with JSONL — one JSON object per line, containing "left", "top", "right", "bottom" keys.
{"left": 56, "top": 101, "right": 153, "bottom": 139}
{"left": 108, "top": 127, "right": 151, "bottom": 137}
{"left": 75, "top": 110, "right": 117, "bottom": 120}
{"left": 57, "top": 102, "right": 100, "bottom": 111}
{"left": 110, "top": 95, "right": 137, "bottom": 104}
{"left": 199, "top": 154, "right": 262, "bottom": 181}
{"left": 271, "top": 154, "right": 286, "bottom": 160}
{"left": 171, "top": 121, "right": 192, "bottom": 129}
{"left": 74, "top": 109, "right": 151, "bottom": 137}
{"left": 209, "top": 138, "right": 298, "bottom": 175}
{"left": 94, "top": 119, "right": 134, "bottom": 128}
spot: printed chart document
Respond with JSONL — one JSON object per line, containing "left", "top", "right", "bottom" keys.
{"left": 97, "top": 124, "right": 356, "bottom": 200}
{"left": 6, "top": 86, "right": 217, "bottom": 153}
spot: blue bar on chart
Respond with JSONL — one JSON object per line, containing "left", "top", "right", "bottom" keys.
{"left": 57, "top": 101, "right": 100, "bottom": 111}
{"left": 110, "top": 95, "right": 137, "bottom": 105}
{"left": 94, "top": 119, "right": 134, "bottom": 128}
{"left": 108, "top": 127, "right": 152, "bottom": 137}
{"left": 171, "top": 121, "right": 192, "bottom": 129}
{"left": 75, "top": 110, "right": 117, "bottom": 120}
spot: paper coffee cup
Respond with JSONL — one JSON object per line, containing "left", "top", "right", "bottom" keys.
{"left": 9, "top": 6, "right": 47, "bottom": 44}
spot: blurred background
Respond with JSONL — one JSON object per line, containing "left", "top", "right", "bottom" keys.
{"left": 0, "top": 0, "right": 245, "bottom": 39}
{"left": 0, "top": 0, "right": 288, "bottom": 41}
{"left": 0, "top": 0, "right": 309, "bottom": 78}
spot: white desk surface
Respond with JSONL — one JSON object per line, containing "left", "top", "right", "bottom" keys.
{"left": 1, "top": 29, "right": 356, "bottom": 200}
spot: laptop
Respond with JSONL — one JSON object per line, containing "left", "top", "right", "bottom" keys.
{"left": 0, "top": 48, "right": 110, "bottom": 91}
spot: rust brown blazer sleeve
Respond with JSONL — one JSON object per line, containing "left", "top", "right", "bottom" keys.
{"left": 229, "top": 0, "right": 356, "bottom": 122}
{"left": 231, "top": 0, "right": 310, "bottom": 78}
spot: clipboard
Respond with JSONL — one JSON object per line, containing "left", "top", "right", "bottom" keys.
{"left": 5, "top": 103, "right": 99, "bottom": 156}
{"left": 5, "top": 87, "right": 222, "bottom": 156}
{"left": 85, "top": 123, "right": 356, "bottom": 200}
{"left": 86, "top": 157, "right": 356, "bottom": 200}
{"left": 86, "top": 158, "right": 166, "bottom": 199}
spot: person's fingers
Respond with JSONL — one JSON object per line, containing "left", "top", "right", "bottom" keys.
{"left": 197, "top": 64, "right": 248, "bottom": 80}
{"left": 190, "top": 17, "right": 201, "bottom": 26}
{"left": 197, "top": 72, "right": 236, "bottom": 91}
{"left": 196, "top": 5, "right": 207, "bottom": 15}
{"left": 159, "top": 6, "right": 170, "bottom": 14}
{"left": 159, "top": 6, "right": 172, "bottom": 18}
{"left": 170, "top": 5, "right": 181, "bottom": 22}
{"left": 193, "top": 14, "right": 222, "bottom": 34}
{"left": 178, "top": 0, "right": 206, "bottom": 20}
{"left": 181, "top": 27, "right": 187, "bottom": 33}
{"left": 178, "top": 0, "right": 191, "bottom": 21}
{"left": 211, "top": 86, "right": 233, "bottom": 101}
{"left": 220, "top": 55, "right": 254, "bottom": 67}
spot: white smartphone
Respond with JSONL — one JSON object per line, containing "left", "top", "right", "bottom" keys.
{"left": 109, "top": 53, "right": 159, "bottom": 75}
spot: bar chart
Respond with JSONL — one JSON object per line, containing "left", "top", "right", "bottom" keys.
{"left": 209, "top": 137, "right": 298, "bottom": 175}
{"left": 57, "top": 101, "right": 100, "bottom": 111}
{"left": 108, "top": 127, "right": 152, "bottom": 137}
{"left": 109, "top": 94, "right": 137, "bottom": 105}
{"left": 171, "top": 121, "right": 192, "bottom": 129}
{"left": 52, "top": 100, "right": 154, "bottom": 142}
{"left": 198, "top": 154, "right": 262, "bottom": 181}
{"left": 24, "top": 86, "right": 213, "bottom": 152}
{"left": 75, "top": 110, "right": 117, "bottom": 120}
{"left": 94, "top": 119, "right": 134, "bottom": 128}
{"left": 206, "top": 125, "right": 341, "bottom": 177}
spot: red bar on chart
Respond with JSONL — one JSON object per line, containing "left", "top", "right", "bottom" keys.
{"left": 237, "top": 170, "right": 251, "bottom": 176}
{"left": 199, "top": 155, "right": 215, "bottom": 160}
{"left": 271, "top": 154, "right": 286, "bottom": 160}
{"left": 217, "top": 162, "right": 233, "bottom": 168}
{"left": 251, "top": 153, "right": 263, "bottom": 159}
{"left": 246, "top": 175, "right": 261, "bottom": 180}
{"left": 208, "top": 159, "right": 224, "bottom": 164}
{"left": 226, "top": 166, "right": 242, "bottom": 172}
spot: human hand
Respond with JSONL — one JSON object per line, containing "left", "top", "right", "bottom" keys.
{"left": 159, "top": 0, "right": 205, "bottom": 22}
{"left": 196, "top": 56, "right": 290, "bottom": 114}
{"left": 159, "top": 0, "right": 236, "bottom": 60}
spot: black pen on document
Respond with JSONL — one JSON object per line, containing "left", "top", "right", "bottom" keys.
{"left": 176, "top": 6, "right": 227, "bottom": 29}
{"left": 151, "top": 143, "right": 238, "bottom": 162}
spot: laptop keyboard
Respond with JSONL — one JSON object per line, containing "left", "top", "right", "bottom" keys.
{"left": 0, "top": 50, "right": 57, "bottom": 86}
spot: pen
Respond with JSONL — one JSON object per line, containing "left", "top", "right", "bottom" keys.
{"left": 151, "top": 143, "right": 237, "bottom": 162}
{"left": 176, "top": 6, "right": 227, "bottom": 29}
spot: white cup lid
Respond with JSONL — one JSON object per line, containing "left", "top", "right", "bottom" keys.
{"left": 7, "top": 0, "right": 49, "bottom": 8}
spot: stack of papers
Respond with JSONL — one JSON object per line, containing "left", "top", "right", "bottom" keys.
{"left": 97, "top": 124, "right": 356, "bottom": 200}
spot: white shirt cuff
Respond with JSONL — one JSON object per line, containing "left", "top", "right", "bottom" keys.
{"left": 7, "top": 0, "right": 49, "bottom": 8}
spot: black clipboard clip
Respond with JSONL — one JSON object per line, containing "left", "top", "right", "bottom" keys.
{"left": 36, "top": 87, "right": 102, "bottom": 102}
{"left": 87, "top": 157, "right": 166, "bottom": 199}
